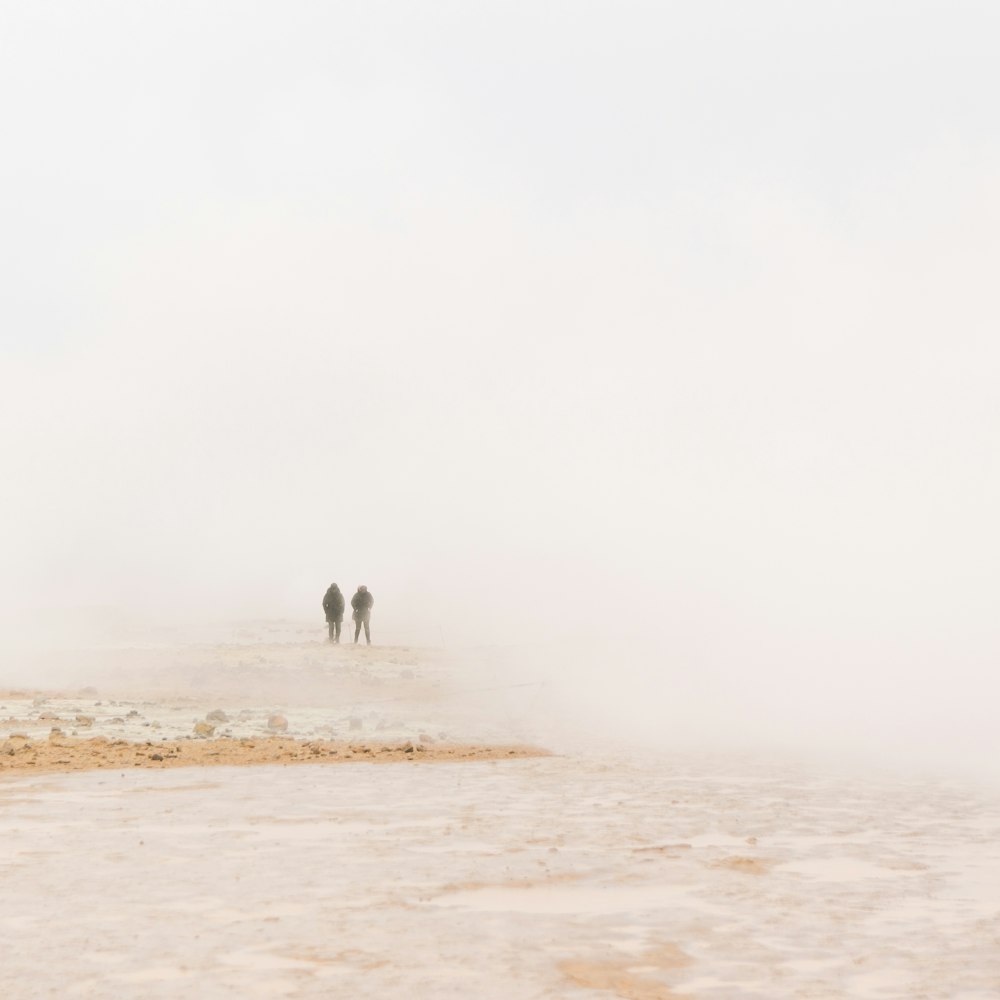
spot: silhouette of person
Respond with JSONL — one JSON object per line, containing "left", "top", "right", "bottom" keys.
{"left": 322, "top": 582, "right": 345, "bottom": 643}
{"left": 351, "top": 585, "right": 374, "bottom": 644}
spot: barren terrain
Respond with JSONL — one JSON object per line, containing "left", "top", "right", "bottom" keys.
{"left": 2, "top": 628, "right": 998, "bottom": 999}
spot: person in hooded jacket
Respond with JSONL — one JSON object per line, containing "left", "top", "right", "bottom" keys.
{"left": 351, "top": 585, "right": 374, "bottom": 644}
{"left": 322, "top": 583, "right": 345, "bottom": 642}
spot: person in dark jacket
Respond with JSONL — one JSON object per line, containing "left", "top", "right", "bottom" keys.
{"left": 322, "top": 583, "right": 345, "bottom": 643}
{"left": 351, "top": 585, "right": 374, "bottom": 644}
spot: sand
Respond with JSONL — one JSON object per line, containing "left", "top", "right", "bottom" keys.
{"left": 0, "top": 733, "right": 546, "bottom": 774}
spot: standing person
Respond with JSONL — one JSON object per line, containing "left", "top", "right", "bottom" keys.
{"left": 322, "top": 582, "right": 345, "bottom": 643}
{"left": 351, "top": 585, "right": 374, "bottom": 644}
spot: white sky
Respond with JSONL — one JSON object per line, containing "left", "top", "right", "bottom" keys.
{"left": 1, "top": 0, "right": 998, "bottom": 712}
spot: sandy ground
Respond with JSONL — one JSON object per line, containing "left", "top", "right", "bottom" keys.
{"left": 0, "top": 734, "right": 546, "bottom": 773}
{"left": 2, "top": 630, "right": 999, "bottom": 998}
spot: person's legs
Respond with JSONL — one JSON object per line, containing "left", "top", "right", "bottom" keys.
{"left": 334, "top": 620, "right": 341, "bottom": 642}
{"left": 363, "top": 616, "right": 371, "bottom": 644}
{"left": 354, "top": 618, "right": 361, "bottom": 643}
{"left": 328, "top": 620, "right": 335, "bottom": 641}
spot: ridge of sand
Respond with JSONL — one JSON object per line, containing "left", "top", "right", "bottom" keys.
{"left": 1, "top": 734, "right": 549, "bottom": 775}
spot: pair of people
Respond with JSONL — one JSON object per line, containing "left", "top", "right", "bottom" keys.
{"left": 322, "top": 583, "right": 374, "bottom": 644}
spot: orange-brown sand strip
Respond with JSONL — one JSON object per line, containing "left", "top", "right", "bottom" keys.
{"left": 0, "top": 735, "right": 549, "bottom": 775}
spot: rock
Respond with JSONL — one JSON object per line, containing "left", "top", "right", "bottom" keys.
{"left": 267, "top": 714, "right": 288, "bottom": 733}
{"left": 418, "top": 732, "right": 436, "bottom": 744}
{"left": 206, "top": 709, "right": 229, "bottom": 723}
{"left": 37, "top": 711, "right": 59, "bottom": 721}
{"left": 348, "top": 717, "right": 363, "bottom": 731}
{"left": 75, "top": 715, "right": 94, "bottom": 727}
{"left": 193, "top": 721, "right": 215, "bottom": 737}
{"left": 150, "top": 753, "right": 164, "bottom": 761}
{"left": 127, "top": 710, "right": 140, "bottom": 718}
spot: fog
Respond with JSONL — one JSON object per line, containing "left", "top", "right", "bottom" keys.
{"left": 2, "top": 2, "right": 999, "bottom": 769}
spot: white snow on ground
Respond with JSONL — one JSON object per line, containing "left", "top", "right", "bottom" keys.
{"left": 2, "top": 630, "right": 1000, "bottom": 999}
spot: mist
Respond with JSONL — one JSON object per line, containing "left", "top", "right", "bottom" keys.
{"left": 3, "top": 1, "right": 999, "bottom": 772}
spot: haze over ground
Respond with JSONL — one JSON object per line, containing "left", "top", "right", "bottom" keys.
{"left": 2, "top": 2, "right": 998, "bottom": 770}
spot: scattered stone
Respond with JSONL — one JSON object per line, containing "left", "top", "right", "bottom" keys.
{"left": 127, "top": 710, "right": 140, "bottom": 718}
{"left": 150, "top": 753, "right": 164, "bottom": 761}
{"left": 150, "top": 721, "right": 161, "bottom": 729}
{"left": 206, "top": 709, "right": 229, "bottom": 723}
{"left": 418, "top": 733, "right": 436, "bottom": 744}
{"left": 267, "top": 714, "right": 288, "bottom": 733}
{"left": 193, "top": 721, "right": 215, "bottom": 737}
{"left": 32, "top": 698, "right": 47, "bottom": 707}
{"left": 75, "top": 715, "right": 94, "bottom": 727}
{"left": 110, "top": 717, "right": 125, "bottom": 724}
{"left": 37, "top": 711, "right": 59, "bottom": 721}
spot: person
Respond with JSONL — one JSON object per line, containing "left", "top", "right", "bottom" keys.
{"left": 351, "top": 585, "right": 374, "bottom": 644}
{"left": 322, "top": 582, "right": 345, "bottom": 643}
